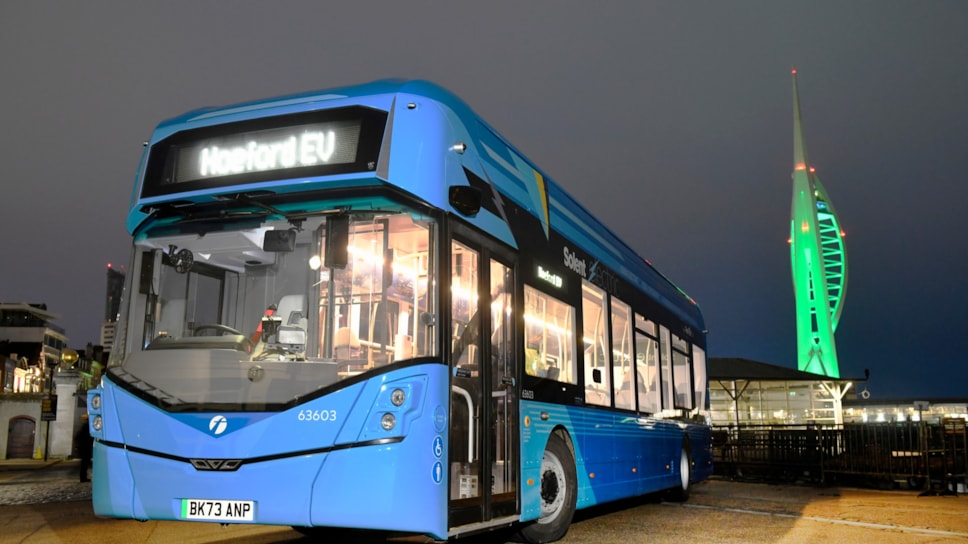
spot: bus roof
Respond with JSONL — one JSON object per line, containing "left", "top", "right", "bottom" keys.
{"left": 134, "top": 79, "right": 704, "bottom": 333}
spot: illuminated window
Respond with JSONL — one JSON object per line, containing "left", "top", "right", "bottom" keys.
{"left": 582, "top": 281, "right": 609, "bottom": 406}
{"left": 611, "top": 298, "right": 633, "bottom": 410}
{"left": 692, "top": 346, "right": 707, "bottom": 412}
{"left": 659, "top": 326, "right": 673, "bottom": 410}
{"left": 635, "top": 314, "right": 659, "bottom": 414}
{"left": 524, "top": 285, "right": 575, "bottom": 384}
{"left": 672, "top": 333, "right": 693, "bottom": 410}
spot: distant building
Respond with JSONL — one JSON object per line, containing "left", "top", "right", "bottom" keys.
{"left": 105, "top": 264, "right": 124, "bottom": 322}
{"left": 842, "top": 397, "right": 968, "bottom": 424}
{"left": 709, "top": 357, "right": 860, "bottom": 426}
{"left": 0, "top": 302, "right": 69, "bottom": 393}
{"left": 99, "top": 321, "right": 116, "bottom": 351}
{"left": 2, "top": 353, "right": 18, "bottom": 392}
{"left": 101, "top": 264, "right": 125, "bottom": 353}
{"left": 709, "top": 357, "right": 967, "bottom": 427}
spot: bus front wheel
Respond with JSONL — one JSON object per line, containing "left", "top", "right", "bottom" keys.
{"left": 519, "top": 432, "right": 577, "bottom": 543}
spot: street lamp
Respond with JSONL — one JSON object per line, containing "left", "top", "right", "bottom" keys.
{"left": 62, "top": 348, "right": 78, "bottom": 367}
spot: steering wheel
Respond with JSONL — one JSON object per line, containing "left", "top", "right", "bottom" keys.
{"left": 191, "top": 323, "right": 255, "bottom": 353}
{"left": 192, "top": 324, "right": 245, "bottom": 336}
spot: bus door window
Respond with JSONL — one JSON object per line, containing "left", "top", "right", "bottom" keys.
{"left": 581, "top": 281, "right": 610, "bottom": 406}
{"left": 634, "top": 314, "right": 659, "bottom": 414}
{"left": 671, "top": 334, "right": 694, "bottom": 410}
{"left": 450, "top": 241, "right": 481, "bottom": 500}
{"left": 489, "top": 259, "right": 516, "bottom": 503}
{"left": 611, "top": 298, "right": 633, "bottom": 410}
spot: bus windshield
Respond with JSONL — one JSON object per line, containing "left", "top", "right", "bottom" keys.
{"left": 112, "top": 209, "right": 437, "bottom": 410}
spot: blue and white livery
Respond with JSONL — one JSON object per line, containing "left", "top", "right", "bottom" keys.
{"left": 88, "top": 80, "right": 711, "bottom": 542}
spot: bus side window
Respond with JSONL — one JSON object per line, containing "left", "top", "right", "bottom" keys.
{"left": 611, "top": 297, "right": 633, "bottom": 410}
{"left": 582, "top": 281, "right": 609, "bottom": 406}
{"left": 523, "top": 285, "right": 576, "bottom": 384}
{"left": 659, "top": 326, "right": 673, "bottom": 410}
{"left": 693, "top": 346, "right": 707, "bottom": 412}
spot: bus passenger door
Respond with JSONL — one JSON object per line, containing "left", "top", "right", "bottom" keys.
{"left": 449, "top": 234, "right": 518, "bottom": 527}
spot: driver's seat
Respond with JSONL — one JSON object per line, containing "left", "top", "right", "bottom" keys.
{"left": 265, "top": 295, "right": 308, "bottom": 352}
{"left": 276, "top": 295, "right": 307, "bottom": 333}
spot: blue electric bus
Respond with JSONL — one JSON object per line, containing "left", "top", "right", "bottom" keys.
{"left": 88, "top": 79, "right": 712, "bottom": 542}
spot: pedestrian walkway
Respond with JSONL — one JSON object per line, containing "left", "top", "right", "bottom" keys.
{"left": 0, "top": 458, "right": 65, "bottom": 471}
{"left": 0, "top": 459, "right": 90, "bottom": 505}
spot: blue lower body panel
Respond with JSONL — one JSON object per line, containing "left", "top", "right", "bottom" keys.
{"left": 91, "top": 363, "right": 450, "bottom": 540}
{"left": 519, "top": 401, "right": 712, "bottom": 519}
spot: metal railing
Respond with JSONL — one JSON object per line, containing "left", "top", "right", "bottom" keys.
{"left": 713, "top": 419, "right": 968, "bottom": 490}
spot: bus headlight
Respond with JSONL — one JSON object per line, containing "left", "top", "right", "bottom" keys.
{"left": 390, "top": 388, "right": 406, "bottom": 406}
{"left": 380, "top": 413, "right": 396, "bottom": 431}
{"left": 89, "top": 394, "right": 101, "bottom": 410}
{"left": 92, "top": 415, "right": 103, "bottom": 431}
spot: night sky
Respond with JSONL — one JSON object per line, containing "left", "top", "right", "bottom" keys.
{"left": 2, "top": 2, "right": 966, "bottom": 399}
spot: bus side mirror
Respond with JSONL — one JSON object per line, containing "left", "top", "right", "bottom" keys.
{"left": 449, "top": 186, "right": 482, "bottom": 217}
{"left": 264, "top": 229, "right": 296, "bottom": 252}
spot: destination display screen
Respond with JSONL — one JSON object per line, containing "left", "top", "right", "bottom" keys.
{"left": 141, "top": 106, "right": 387, "bottom": 198}
{"left": 173, "top": 120, "right": 362, "bottom": 184}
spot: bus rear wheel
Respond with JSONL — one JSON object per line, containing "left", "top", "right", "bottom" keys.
{"left": 665, "top": 441, "right": 692, "bottom": 502}
{"left": 519, "top": 432, "right": 576, "bottom": 543}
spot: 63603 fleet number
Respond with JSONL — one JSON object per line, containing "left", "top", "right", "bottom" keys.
{"left": 297, "top": 409, "right": 337, "bottom": 422}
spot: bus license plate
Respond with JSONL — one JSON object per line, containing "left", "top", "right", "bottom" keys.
{"left": 181, "top": 499, "right": 255, "bottom": 521}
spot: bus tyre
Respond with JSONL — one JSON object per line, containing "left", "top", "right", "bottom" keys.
{"left": 665, "top": 442, "right": 692, "bottom": 502}
{"left": 519, "top": 433, "right": 577, "bottom": 543}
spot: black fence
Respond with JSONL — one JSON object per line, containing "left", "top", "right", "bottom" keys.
{"left": 713, "top": 419, "right": 968, "bottom": 490}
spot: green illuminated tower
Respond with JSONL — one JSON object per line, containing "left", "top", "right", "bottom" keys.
{"left": 789, "top": 68, "right": 847, "bottom": 378}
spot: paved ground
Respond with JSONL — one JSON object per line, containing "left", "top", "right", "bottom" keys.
{"left": 2, "top": 461, "right": 967, "bottom": 543}
{"left": 0, "top": 460, "right": 91, "bottom": 506}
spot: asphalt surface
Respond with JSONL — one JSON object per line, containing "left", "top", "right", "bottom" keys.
{"left": 3, "top": 461, "right": 968, "bottom": 544}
